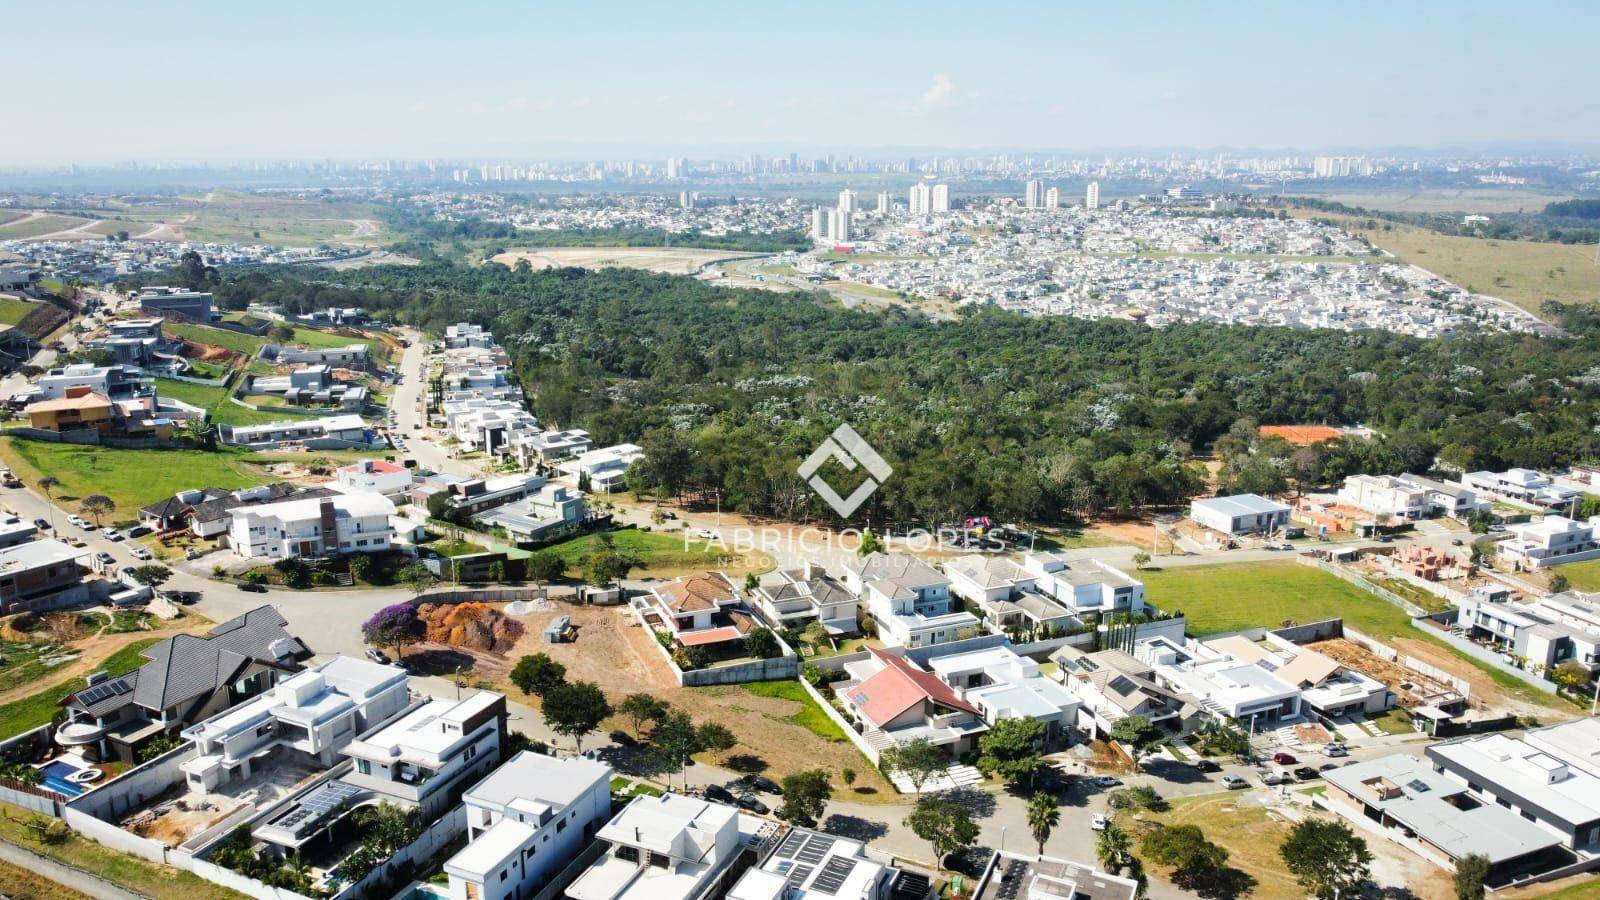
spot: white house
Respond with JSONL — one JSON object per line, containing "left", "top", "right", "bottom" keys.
{"left": 1463, "top": 469, "right": 1578, "bottom": 509}
{"left": 565, "top": 793, "right": 767, "bottom": 900}
{"left": 729, "top": 828, "right": 895, "bottom": 900}
{"left": 1135, "top": 635, "right": 1302, "bottom": 727}
{"left": 445, "top": 751, "right": 614, "bottom": 900}
{"left": 340, "top": 691, "right": 507, "bottom": 815}
{"left": 1204, "top": 634, "right": 1391, "bottom": 718}
{"left": 840, "top": 553, "right": 979, "bottom": 648}
{"left": 1021, "top": 552, "right": 1146, "bottom": 617}
{"left": 228, "top": 492, "right": 396, "bottom": 559}
{"left": 335, "top": 459, "right": 414, "bottom": 498}
{"left": 220, "top": 414, "right": 373, "bottom": 448}
{"left": 924, "top": 644, "right": 1081, "bottom": 744}
{"left": 557, "top": 444, "right": 644, "bottom": 492}
{"left": 1336, "top": 474, "right": 1430, "bottom": 521}
{"left": 1188, "top": 494, "right": 1291, "bottom": 535}
{"left": 179, "top": 655, "right": 410, "bottom": 792}
{"left": 1496, "top": 515, "right": 1600, "bottom": 570}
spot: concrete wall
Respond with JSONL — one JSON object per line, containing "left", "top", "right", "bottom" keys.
{"left": 188, "top": 857, "right": 319, "bottom": 900}
{"left": 799, "top": 674, "right": 885, "bottom": 767}
{"left": 1272, "top": 618, "right": 1345, "bottom": 645}
{"left": 66, "top": 743, "right": 194, "bottom": 821}
{"left": 680, "top": 652, "right": 798, "bottom": 686}
{"left": 331, "top": 804, "right": 466, "bottom": 900}
{"left": 1314, "top": 559, "right": 1430, "bottom": 617}
{"left": 1410, "top": 621, "right": 1558, "bottom": 694}
{"left": 0, "top": 725, "right": 66, "bottom": 815}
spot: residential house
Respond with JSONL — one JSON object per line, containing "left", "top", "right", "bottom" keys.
{"left": 1426, "top": 730, "right": 1600, "bottom": 850}
{"left": 1134, "top": 635, "right": 1302, "bottom": 727}
{"left": 565, "top": 792, "right": 769, "bottom": 900}
{"left": 1021, "top": 552, "right": 1147, "bottom": 618}
{"left": 729, "top": 828, "right": 895, "bottom": 900}
{"left": 335, "top": 459, "right": 414, "bottom": 499}
{"left": 418, "top": 473, "right": 548, "bottom": 519}
{"left": 1323, "top": 754, "right": 1570, "bottom": 882}
{"left": 556, "top": 444, "right": 644, "bottom": 492}
{"left": 1204, "top": 634, "right": 1392, "bottom": 718}
{"left": 55, "top": 605, "right": 312, "bottom": 763}
{"left": 1395, "top": 474, "right": 1487, "bottom": 519}
{"left": 943, "top": 554, "right": 1080, "bottom": 638}
{"left": 228, "top": 492, "right": 396, "bottom": 559}
{"left": 23, "top": 389, "right": 113, "bottom": 433}
{"left": 138, "top": 483, "right": 337, "bottom": 538}
{"left": 133, "top": 286, "right": 212, "bottom": 322}
{"left": 33, "top": 363, "right": 145, "bottom": 400}
{"left": 840, "top": 553, "right": 979, "bottom": 648}
{"left": 248, "top": 365, "right": 368, "bottom": 409}
{"left": 0, "top": 516, "right": 39, "bottom": 550}
{"left": 445, "top": 751, "right": 614, "bottom": 900}
{"left": 642, "top": 572, "right": 763, "bottom": 662}
{"left": 973, "top": 851, "right": 1140, "bottom": 900}
{"left": 91, "top": 317, "right": 173, "bottom": 367}
{"left": 263, "top": 342, "right": 372, "bottom": 369}
{"left": 446, "top": 323, "right": 494, "bottom": 349}
{"left": 472, "top": 483, "right": 586, "bottom": 543}
{"left": 1049, "top": 645, "right": 1200, "bottom": 739}
{"left": 1337, "top": 474, "right": 1430, "bottom": 521}
{"left": 923, "top": 644, "right": 1081, "bottom": 745}
{"left": 1496, "top": 515, "right": 1600, "bottom": 569}
{"left": 0, "top": 539, "right": 87, "bottom": 614}
{"left": 748, "top": 563, "right": 859, "bottom": 636}
{"left": 512, "top": 428, "right": 593, "bottom": 468}
{"left": 1463, "top": 469, "right": 1578, "bottom": 509}
{"left": 1456, "top": 588, "right": 1600, "bottom": 674}
{"left": 1188, "top": 493, "right": 1292, "bottom": 535}
{"left": 219, "top": 414, "right": 374, "bottom": 448}
{"left": 180, "top": 655, "right": 410, "bottom": 792}
{"left": 831, "top": 647, "right": 988, "bottom": 761}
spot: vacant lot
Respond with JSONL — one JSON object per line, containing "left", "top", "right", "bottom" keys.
{"left": 0, "top": 637, "right": 161, "bottom": 739}
{"left": 1550, "top": 558, "right": 1600, "bottom": 592}
{"left": 489, "top": 602, "right": 892, "bottom": 795}
{"left": 491, "top": 246, "right": 761, "bottom": 275}
{"left": 152, "top": 376, "right": 288, "bottom": 426}
{"left": 0, "top": 295, "right": 36, "bottom": 325}
{"left": 0, "top": 214, "right": 88, "bottom": 239}
{"left": 163, "top": 321, "right": 266, "bottom": 355}
{"left": 0, "top": 438, "right": 273, "bottom": 512}
{"left": 540, "top": 529, "right": 762, "bottom": 578}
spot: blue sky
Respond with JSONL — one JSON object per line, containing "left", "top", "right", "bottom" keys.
{"left": 3, "top": 0, "right": 1596, "bottom": 163}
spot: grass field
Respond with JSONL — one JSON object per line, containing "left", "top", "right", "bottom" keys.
{"left": 0, "top": 295, "right": 36, "bottom": 325}
{"left": 1290, "top": 186, "right": 1572, "bottom": 214}
{"left": 1119, "top": 795, "right": 1307, "bottom": 900}
{"left": 0, "top": 800, "right": 250, "bottom": 899}
{"left": 1551, "top": 558, "right": 1600, "bottom": 592}
{"left": 152, "top": 376, "right": 287, "bottom": 426}
{"left": 1293, "top": 211, "right": 1598, "bottom": 314}
{"left": 163, "top": 321, "right": 265, "bottom": 355}
{"left": 0, "top": 638, "right": 159, "bottom": 740}
{"left": 738, "top": 680, "right": 848, "bottom": 744}
{"left": 0, "top": 858, "right": 90, "bottom": 900}
{"left": 0, "top": 214, "right": 87, "bottom": 239}
{"left": 540, "top": 529, "right": 742, "bottom": 575}
{"left": 0, "top": 439, "right": 272, "bottom": 511}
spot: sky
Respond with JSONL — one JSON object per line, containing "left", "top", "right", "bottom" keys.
{"left": 3, "top": 0, "right": 1597, "bottom": 164}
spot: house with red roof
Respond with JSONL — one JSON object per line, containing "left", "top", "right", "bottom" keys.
{"left": 831, "top": 647, "right": 988, "bottom": 761}
{"left": 643, "top": 572, "right": 764, "bottom": 662}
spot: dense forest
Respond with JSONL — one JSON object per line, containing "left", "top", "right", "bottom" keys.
{"left": 161, "top": 260, "right": 1600, "bottom": 527}
{"left": 379, "top": 204, "right": 807, "bottom": 257}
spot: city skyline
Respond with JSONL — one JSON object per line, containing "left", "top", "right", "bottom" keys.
{"left": 3, "top": 1, "right": 1597, "bottom": 165}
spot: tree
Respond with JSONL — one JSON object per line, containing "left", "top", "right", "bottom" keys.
{"left": 1141, "top": 825, "right": 1237, "bottom": 896}
{"left": 509, "top": 653, "right": 567, "bottom": 698}
{"left": 857, "top": 529, "right": 883, "bottom": 557}
{"left": 128, "top": 565, "right": 172, "bottom": 589}
{"left": 1096, "top": 821, "right": 1133, "bottom": 870}
{"left": 349, "top": 552, "right": 375, "bottom": 584}
{"left": 696, "top": 722, "right": 737, "bottom": 760}
{"left": 1131, "top": 550, "right": 1151, "bottom": 569}
{"left": 541, "top": 681, "right": 610, "bottom": 754}
{"left": 618, "top": 692, "right": 668, "bottom": 734}
{"left": 904, "top": 796, "right": 978, "bottom": 872}
{"left": 1453, "top": 853, "right": 1489, "bottom": 900}
{"left": 1553, "top": 660, "right": 1594, "bottom": 693}
{"left": 361, "top": 603, "right": 425, "bottom": 660}
{"left": 777, "top": 769, "right": 832, "bottom": 826}
{"left": 269, "top": 323, "right": 296, "bottom": 343}
{"left": 880, "top": 737, "right": 947, "bottom": 793}
{"left": 1110, "top": 714, "right": 1164, "bottom": 769}
{"left": 1280, "top": 819, "right": 1372, "bottom": 899}
{"left": 525, "top": 551, "right": 565, "bottom": 583}
{"left": 743, "top": 572, "right": 760, "bottom": 593}
{"left": 1027, "top": 791, "right": 1060, "bottom": 854}
{"left": 744, "top": 627, "right": 780, "bottom": 659}
{"left": 976, "top": 717, "right": 1048, "bottom": 786}
{"left": 1194, "top": 718, "right": 1251, "bottom": 759}
{"left": 425, "top": 490, "right": 459, "bottom": 523}
{"left": 841, "top": 766, "right": 857, "bottom": 791}
{"left": 37, "top": 476, "right": 59, "bottom": 510}
{"left": 1468, "top": 509, "right": 1495, "bottom": 535}
{"left": 399, "top": 563, "right": 439, "bottom": 598}
{"left": 1550, "top": 572, "right": 1571, "bottom": 593}
{"left": 647, "top": 708, "right": 701, "bottom": 786}
{"left": 80, "top": 494, "right": 115, "bottom": 527}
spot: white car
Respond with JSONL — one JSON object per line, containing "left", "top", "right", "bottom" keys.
{"left": 101, "top": 527, "right": 124, "bottom": 541}
{"left": 1090, "top": 813, "right": 1109, "bottom": 831}
{"left": 130, "top": 545, "right": 153, "bottom": 560}
{"left": 77, "top": 517, "right": 96, "bottom": 530}
{"left": 66, "top": 515, "right": 88, "bottom": 528}
{"left": 1221, "top": 774, "right": 1248, "bottom": 789}
{"left": 1093, "top": 775, "right": 1121, "bottom": 788}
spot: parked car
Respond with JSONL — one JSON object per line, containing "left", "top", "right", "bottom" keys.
{"left": 1293, "top": 766, "right": 1320, "bottom": 781}
{"left": 66, "top": 515, "right": 88, "bottom": 528}
{"left": 366, "top": 648, "right": 392, "bottom": 665}
{"left": 127, "top": 525, "right": 151, "bottom": 538}
{"left": 1319, "top": 763, "right": 1340, "bottom": 773}
{"left": 238, "top": 581, "right": 267, "bottom": 593}
{"left": 1323, "top": 743, "right": 1348, "bottom": 757}
{"left": 1272, "top": 751, "right": 1297, "bottom": 765}
{"left": 735, "top": 794, "right": 769, "bottom": 814}
{"left": 78, "top": 518, "right": 96, "bottom": 530}
{"left": 1093, "top": 775, "right": 1121, "bottom": 788}
{"left": 1221, "top": 774, "right": 1248, "bottom": 789}
{"left": 34, "top": 518, "right": 51, "bottom": 531}
{"left": 1193, "top": 759, "right": 1222, "bottom": 773}
{"left": 101, "top": 527, "right": 123, "bottom": 541}
{"left": 1090, "top": 813, "right": 1109, "bottom": 831}
{"left": 130, "top": 545, "right": 152, "bottom": 561}
{"left": 94, "top": 551, "right": 114, "bottom": 566}
{"left": 703, "top": 785, "right": 735, "bottom": 804}
{"left": 1260, "top": 770, "right": 1290, "bottom": 786}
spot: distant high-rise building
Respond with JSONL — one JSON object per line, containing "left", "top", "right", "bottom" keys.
{"left": 679, "top": 191, "right": 696, "bottom": 209}
{"left": 666, "top": 157, "right": 686, "bottom": 179}
{"left": 1085, "top": 181, "right": 1100, "bottom": 210}
{"left": 1313, "top": 155, "right": 1372, "bottom": 178}
{"left": 930, "top": 184, "right": 950, "bottom": 213}
{"left": 838, "top": 189, "right": 857, "bottom": 214}
{"left": 1024, "top": 179, "right": 1044, "bottom": 209}
{"left": 828, "top": 208, "right": 851, "bottom": 242}
{"left": 876, "top": 191, "right": 891, "bottom": 215}
{"left": 908, "top": 182, "right": 931, "bottom": 216}
{"left": 1044, "top": 187, "right": 1060, "bottom": 209}
{"left": 811, "top": 207, "right": 829, "bottom": 241}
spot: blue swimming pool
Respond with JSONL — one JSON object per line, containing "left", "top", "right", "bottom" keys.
{"left": 37, "top": 760, "right": 87, "bottom": 797}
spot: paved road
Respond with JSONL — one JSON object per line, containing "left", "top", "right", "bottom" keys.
{"left": 0, "top": 835, "right": 145, "bottom": 899}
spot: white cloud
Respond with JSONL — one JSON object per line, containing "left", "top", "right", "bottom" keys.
{"left": 919, "top": 73, "right": 958, "bottom": 109}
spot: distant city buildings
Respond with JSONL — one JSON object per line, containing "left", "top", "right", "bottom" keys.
{"left": 1085, "top": 181, "right": 1100, "bottom": 209}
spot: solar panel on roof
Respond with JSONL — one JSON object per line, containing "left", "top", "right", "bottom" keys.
{"left": 1406, "top": 778, "right": 1432, "bottom": 793}
{"left": 786, "top": 864, "right": 814, "bottom": 886}
{"left": 812, "top": 856, "right": 858, "bottom": 895}
{"left": 776, "top": 830, "right": 808, "bottom": 858}
{"left": 797, "top": 833, "right": 835, "bottom": 864}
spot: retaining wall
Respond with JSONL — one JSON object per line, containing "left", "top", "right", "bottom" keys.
{"left": 1409, "top": 621, "right": 1558, "bottom": 694}
{"left": 798, "top": 674, "right": 884, "bottom": 766}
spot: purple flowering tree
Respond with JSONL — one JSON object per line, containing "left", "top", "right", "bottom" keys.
{"left": 362, "top": 603, "right": 425, "bottom": 661}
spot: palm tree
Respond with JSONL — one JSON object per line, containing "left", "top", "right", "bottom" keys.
{"left": 1096, "top": 821, "right": 1132, "bottom": 871}
{"left": 1027, "top": 791, "right": 1060, "bottom": 854}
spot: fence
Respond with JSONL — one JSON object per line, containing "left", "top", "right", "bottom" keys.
{"left": 1409, "top": 620, "right": 1558, "bottom": 694}
{"left": 625, "top": 597, "right": 799, "bottom": 687}
{"left": 798, "top": 672, "right": 885, "bottom": 766}
{"left": 1, "top": 427, "right": 167, "bottom": 449}
{"left": 1313, "top": 560, "right": 1430, "bottom": 618}
{"left": 0, "top": 725, "right": 66, "bottom": 816}
{"left": 1342, "top": 625, "right": 1400, "bottom": 662}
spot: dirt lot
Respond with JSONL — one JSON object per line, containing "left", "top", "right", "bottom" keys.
{"left": 424, "top": 602, "right": 896, "bottom": 797}
{"left": 490, "top": 247, "right": 761, "bottom": 275}
{"left": 1311, "top": 634, "right": 1561, "bottom": 720}
{"left": 0, "top": 612, "right": 209, "bottom": 706}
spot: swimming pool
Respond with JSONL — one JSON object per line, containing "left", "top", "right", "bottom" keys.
{"left": 36, "top": 760, "right": 87, "bottom": 797}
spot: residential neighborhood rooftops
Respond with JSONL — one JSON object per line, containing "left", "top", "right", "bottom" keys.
{"left": 847, "top": 647, "right": 980, "bottom": 728}
{"left": 654, "top": 571, "right": 738, "bottom": 613}
{"left": 462, "top": 748, "right": 612, "bottom": 813}
{"left": 1427, "top": 733, "right": 1600, "bottom": 829}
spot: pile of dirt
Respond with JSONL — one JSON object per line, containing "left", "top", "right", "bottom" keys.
{"left": 417, "top": 602, "right": 524, "bottom": 654}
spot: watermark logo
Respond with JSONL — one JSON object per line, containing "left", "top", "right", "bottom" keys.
{"left": 798, "top": 423, "right": 892, "bottom": 517}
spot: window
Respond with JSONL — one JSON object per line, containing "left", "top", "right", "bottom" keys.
{"left": 500, "top": 870, "right": 507, "bottom": 882}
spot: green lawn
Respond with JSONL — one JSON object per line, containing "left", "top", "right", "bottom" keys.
{"left": 0, "top": 296, "right": 36, "bottom": 326}
{"left": 0, "top": 640, "right": 79, "bottom": 696}
{"left": 1141, "top": 560, "right": 1569, "bottom": 710}
{"left": 0, "top": 800, "right": 249, "bottom": 899}
{"left": 0, "top": 638, "right": 159, "bottom": 740}
{"left": 0, "top": 439, "right": 271, "bottom": 511}
{"left": 152, "top": 376, "right": 288, "bottom": 425}
{"left": 0, "top": 215, "right": 85, "bottom": 239}
{"left": 739, "top": 680, "right": 847, "bottom": 743}
{"left": 163, "top": 321, "right": 265, "bottom": 355}
{"left": 1553, "top": 558, "right": 1600, "bottom": 592}
{"left": 540, "top": 529, "right": 734, "bottom": 574}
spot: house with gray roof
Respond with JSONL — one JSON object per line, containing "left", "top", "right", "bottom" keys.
{"left": 55, "top": 606, "right": 312, "bottom": 763}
